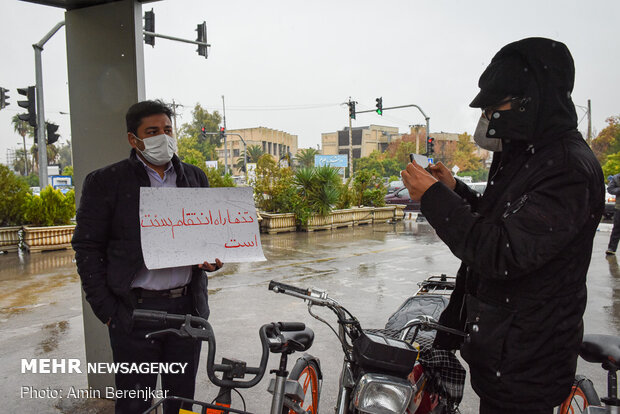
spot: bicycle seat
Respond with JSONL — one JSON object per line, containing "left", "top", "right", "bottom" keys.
{"left": 580, "top": 334, "right": 620, "bottom": 369}
{"left": 270, "top": 328, "right": 314, "bottom": 354}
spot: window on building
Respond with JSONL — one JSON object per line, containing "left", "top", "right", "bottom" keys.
{"left": 233, "top": 149, "right": 240, "bottom": 157}
{"left": 338, "top": 129, "right": 362, "bottom": 146}
{"left": 268, "top": 142, "right": 272, "bottom": 154}
{"left": 262, "top": 141, "right": 267, "bottom": 153}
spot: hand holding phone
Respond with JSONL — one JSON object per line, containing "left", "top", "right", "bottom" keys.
{"left": 409, "top": 153, "right": 432, "bottom": 172}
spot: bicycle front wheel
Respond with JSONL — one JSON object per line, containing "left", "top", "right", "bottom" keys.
{"left": 557, "top": 375, "right": 601, "bottom": 414}
{"left": 284, "top": 357, "right": 321, "bottom": 414}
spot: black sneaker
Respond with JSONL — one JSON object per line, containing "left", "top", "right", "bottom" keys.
{"left": 606, "top": 250, "right": 616, "bottom": 255}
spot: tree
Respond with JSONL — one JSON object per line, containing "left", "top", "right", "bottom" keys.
{"left": 11, "top": 114, "right": 34, "bottom": 175}
{"left": 235, "top": 144, "right": 264, "bottom": 171}
{"left": 62, "top": 165, "right": 73, "bottom": 178}
{"left": 177, "top": 103, "right": 223, "bottom": 162}
{"left": 602, "top": 152, "right": 620, "bottom": 181}
{"left": 296, "top": 148, "right": 319, "bottom": 168}
{"left": 451, "top": 132, "right": 482, "bottom": 172}
{"left": 56, "top": 141, "right": 73, "bottom": 169}
{"left": 591, "top": 115, "right": 620, "bottom": 164}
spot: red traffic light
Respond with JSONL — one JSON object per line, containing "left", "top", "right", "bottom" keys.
{"left": 201, "top": 126, "right": 206, "bottom": 133}
{"left": 220, "top": 127, "right": 225, "bottom": 132}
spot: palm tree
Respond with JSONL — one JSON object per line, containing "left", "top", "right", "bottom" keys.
{"left": 11, "top": 115, "right": 33, "bottom": 175}
{"left": 296, "top": 148, "right": 319, "bottom": 168}
{"left": 234, "top": 144, "right": 264, "bottom": 171}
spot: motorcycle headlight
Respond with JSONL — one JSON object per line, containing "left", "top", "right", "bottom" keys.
{"left": 353, "top": 373, "right": 413, "bottom": 414}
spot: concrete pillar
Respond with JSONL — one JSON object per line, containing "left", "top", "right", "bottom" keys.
{"left": 65, "top": 0, "right": 145, "bottom": 391}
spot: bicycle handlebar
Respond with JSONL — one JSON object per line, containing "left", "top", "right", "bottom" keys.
{"left": 132, "top": 309, "right": 270, "bottom": 389}
{"left": 268, "top": 280, "right": 466, "bottom": 341}
{"left": 268, "top": 280, "right": 311, "bottom": 297}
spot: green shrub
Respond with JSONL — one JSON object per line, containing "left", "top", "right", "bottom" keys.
{"left": 23, "top": 186, "right": 76, "bottom": 226}
{"left": 0, "top": 165, "right": 31, "bottom": 226}
{"left": 352, "top": 169, "right": 387, "bottom": 207}
{"left": 295, "top": 166, "right": 341, "bottom": 217}
{"left": 203, "top": 166, "right": 236, "bottom": 187}
{"left": 253, "top": 162, "right": 343, "bottom": 226}
{"left": 336, "top": 178, "right": 355, "bottom": 209}
{"left": 253, "top": 155, "right": 301, "bottom": 214}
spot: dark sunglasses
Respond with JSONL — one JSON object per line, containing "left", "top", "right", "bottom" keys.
{"left": 483, "top": 97, "right": 530, "bottom": 120}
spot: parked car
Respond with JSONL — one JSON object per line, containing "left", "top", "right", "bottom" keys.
{"left": 386, "top": 180, "right": 404, "bottom": 194}
{"left": 384, "top": 187, "right": 420, "bottom": 211}
{"left": 605, "top": 192, "right": 616, "bottom": 220}
{"left": 467, "top": 181, "right": 487, "bottom": 194}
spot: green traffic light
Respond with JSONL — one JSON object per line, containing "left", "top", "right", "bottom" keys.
{"left": 376, "top": 109, "right": 382, "bottom": 115}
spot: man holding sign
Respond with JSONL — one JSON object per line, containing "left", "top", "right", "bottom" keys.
{"left": 72, "top": 100, "right": 222, "bottom": 414}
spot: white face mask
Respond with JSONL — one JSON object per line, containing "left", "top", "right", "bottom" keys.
{"left": 132, "top": 133, "right": 177, "bottom": 166}
{"left": 473, "top": 114, "right": 502, "bottom": 152}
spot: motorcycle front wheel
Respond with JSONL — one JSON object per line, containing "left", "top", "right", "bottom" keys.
{"left": 283, "top": 357, "right": 321, "bottom": 414}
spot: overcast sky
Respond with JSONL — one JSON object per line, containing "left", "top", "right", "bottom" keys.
{"left": 1, "top": 0, "right": 619, "bottom": 166}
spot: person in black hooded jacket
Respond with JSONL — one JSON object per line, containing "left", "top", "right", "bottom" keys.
{"left": 401, "top": 38, "right": 604, "bottom": 413}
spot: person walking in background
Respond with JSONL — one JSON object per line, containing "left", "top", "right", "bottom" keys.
{"left": 606, "top": 173, "right": 620, "bottom": 255}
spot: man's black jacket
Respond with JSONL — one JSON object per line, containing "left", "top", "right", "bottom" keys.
{"left": 425, "top": 38, "right": 605, "bottom": 410}
{"left": 72, "top": 150, "right": 210, "bottom": 332}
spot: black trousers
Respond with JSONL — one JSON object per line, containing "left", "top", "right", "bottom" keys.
{"left": 107, "top": 293, "right": 201, "bottom": 414}
{"left": 479, "top": 400, "right": 552, "bottom": 414}
{"left": 609, "top": 210, "right": 620, "bottom": 251}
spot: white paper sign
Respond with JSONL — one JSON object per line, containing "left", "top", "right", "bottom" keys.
{"left": 139, "top": 187, "right": 265, "bottom": 269}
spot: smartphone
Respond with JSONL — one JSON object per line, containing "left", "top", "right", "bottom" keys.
{"left": 409, "top": 153, "right": 432, "bottom": 171}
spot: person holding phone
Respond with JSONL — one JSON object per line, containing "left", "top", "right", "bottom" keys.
{"left": 401, "top": 38, "right": 604, "bottom": 414}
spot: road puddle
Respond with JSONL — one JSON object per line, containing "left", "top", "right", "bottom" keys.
{"left": 37, "top": 320, "right": 70, "bottom": 354}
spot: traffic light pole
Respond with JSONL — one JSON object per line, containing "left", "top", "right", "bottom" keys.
{"left": 356, "top": 103, "right": 430, "bottom": 155}
{"left": 202, "top": 131, "right": 245, "bottom": 178}
{"left": 142, "top": 31, "right": 210, "bottom": 51}
{"left": 33, "top": 20, "right": 65, "bottom": 187}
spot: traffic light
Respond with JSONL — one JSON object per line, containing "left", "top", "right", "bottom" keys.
{"left": 199, "top": 126, "right": 207, "bottom": 141}
{"left": 196, "top": 22, "right": 208, "bottom": 57}
{"left": 375, "top": 97, "right": 383, "bottom": 115}
{"left": 17, "top": 86, "right": 37, "bottom": 127}
{"left": 219, "top": 126, "right": 225, "bottom": 139}
{"left": 348, "top": 101, "right": 356, "bottom": 120}
{"left": 46, "top": 122, "right": 60, "bottom": 145}
{"left": 426, "top": 137, "right": 435, "bottom": 155}
{"left": 0, "top": 87, "right": 9, "bottom": 110}
{"left": 144, "top": 9, "right": 155, "bottom": 46}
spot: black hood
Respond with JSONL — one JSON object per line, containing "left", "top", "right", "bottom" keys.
{"left": 471, "top": 37, "right": 579, "bottom": 146}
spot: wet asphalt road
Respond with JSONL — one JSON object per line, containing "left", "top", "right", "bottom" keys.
{"left": 1, "top": 219, "right": 619, "bottom": 413}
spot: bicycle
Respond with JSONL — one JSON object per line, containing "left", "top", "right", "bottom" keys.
{"left": 132, "top": 309, "right": 323, "bottom": 414}
{"left": 557, "top": 334, "right": 620, "bottom": 413}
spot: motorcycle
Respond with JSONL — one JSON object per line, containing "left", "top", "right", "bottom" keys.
{"left": 269, "top": 274, "right": 467, "bottom": 414}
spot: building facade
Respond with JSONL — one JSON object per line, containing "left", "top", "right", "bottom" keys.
{"left": 216, "top": 127, "right": 298, "bottom": 175}
{"left": 321, "top": 124, "right": 401, "bottom": 160}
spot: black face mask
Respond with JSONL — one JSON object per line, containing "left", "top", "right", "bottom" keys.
{"left": 486, "top": 96, "right": 537, "bottom": 144}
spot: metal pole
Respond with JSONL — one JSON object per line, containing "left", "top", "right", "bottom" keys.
{"left": 171, "top": 99, "right": 178, "bottom": 138}
{"left": 348, "top": 107, "right": 353, "bottom": 179}
{"left": 34, "top": 46, "right": 47, "bottom": 187}
{"left": 222, "top": 95, "right": 228, "bottom": 175}
{"left": 426, "top": 117, "right": 430, "bottom": 151}
{"left": 23, "top": 134, "right": 28, "bottom": 176}
{"left": 587, "top": 99, "right": 592, "bottom": 142}
{"left": 32, "top": 20, "right": 65, "bottom": 188}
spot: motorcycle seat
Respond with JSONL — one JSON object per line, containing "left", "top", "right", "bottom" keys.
{"left": 580, "top": 334, "right": 620, "bottom": 369}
